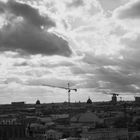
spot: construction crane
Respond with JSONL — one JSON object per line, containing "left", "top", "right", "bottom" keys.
{"left": 10, "top": 81, "right": 77, "bottom": 104}
{"left": 102, "top": 92, "right": 119, "bottom": 104}
{"left": 41, "top": 83, "right": 77, "bottom": 104}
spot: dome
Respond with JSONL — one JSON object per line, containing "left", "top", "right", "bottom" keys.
{"left": 87, "top": 98, "right": 92, "bottom": 104}
{"left": 36, "top": 100, "right": 40, "bottom": 105}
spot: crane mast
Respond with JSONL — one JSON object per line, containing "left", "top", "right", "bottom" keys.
{"left": 67, "top": 83, "right": 77, "bottom": 104}
{"left": 41, "top": 82, "right": 77, "bottom": 104}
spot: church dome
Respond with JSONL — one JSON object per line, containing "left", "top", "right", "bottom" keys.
{"left": 87, "top": 98, "right": 92, "bottom": 104}
{"left": 36, "top": 100, "right": 40, "bottom": 105}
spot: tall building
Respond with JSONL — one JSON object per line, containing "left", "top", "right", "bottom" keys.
{"left": 111, "top": 94, "right": 117, "bottom": 104}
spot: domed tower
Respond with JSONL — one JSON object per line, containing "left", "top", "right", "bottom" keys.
{"left": 87, "top": 97, "right": 92, "bottom": 104}
{"left": 36, "top": 99, "right": 40, "bottom": 105}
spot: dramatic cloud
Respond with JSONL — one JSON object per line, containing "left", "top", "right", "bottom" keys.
{"left": 0, "top": 0, "right": 72, "bottom": 57}
{"left": 115, "top": 0, "right": 140, "bottom": 19}
{"left": 7, "top": 1, "right": 56, "bottom": 28}
{"left": 67, "top": 48, "right": 140, "bottom": 95}
{"left": 1, "top": 0, "right": 140, "bottom": 103}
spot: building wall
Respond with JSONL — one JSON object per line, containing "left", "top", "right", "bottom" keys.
{"left": 135, "top": 97, "right": 140, "bottom": 103}
{"left": 81, "top": 128, "right": 129, "bottom": 140}
{"left": 0, "top": 125, "right": 26, "bottom": 140}
{"left": 129, "top": 131, "right": 140, "bottom": 140}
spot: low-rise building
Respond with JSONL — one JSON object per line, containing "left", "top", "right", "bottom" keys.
{"left": 81, "top": 128, "right": 129, "bottom": 140}
{"left": 129, "top": 131, "right": 140, "bottom": 140}
{"left": 70, "top": 111, "right": 103, "bottom": 128}
{"left": 0, "top": 124, "right": 26, "bottom": 140}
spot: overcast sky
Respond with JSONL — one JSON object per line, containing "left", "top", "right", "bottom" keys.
{"left": 0, "top": 0, "right": 140, "bottom": 104}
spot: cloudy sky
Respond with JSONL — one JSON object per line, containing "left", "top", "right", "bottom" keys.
{"left": 0, "top": 0, "right": 140, "bottom": 104}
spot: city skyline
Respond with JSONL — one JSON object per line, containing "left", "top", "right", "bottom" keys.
{"left": 0, "top": 0, "right": 140, "bottom": 103}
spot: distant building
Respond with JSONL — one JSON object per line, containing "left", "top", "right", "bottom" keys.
{"left": 51, "top": 114, "right": 69, "bottom": 120}
{"left": 36, "top": 100, "right": 41, "bottom": 105}
{"left": 45, "top": 129, "right": 62, "bottom": 140}
{"left": 20, "top": 116, "right": 38, "bottom": 126}
{"left": 27, "top": 123, "right": 62, "bottom": 140}
{"left": 104, "top": 117, "right": 117, "bottom": 128}
{"left": 0, "top": 114, "right": 17, "bottom": 125}
{"left": 38, "top": 116, "right": 53, "bottom": 125}
{"left": 70, "top": 111, "right": 103, "bottom": 128}
{"left": 135, "top": 97, "right": 140, "bottom": 103}
{"left": 86, "top": 98, "right": 92, "bottom": 104}
{"left": 111, "top": 94, "right": 117, "bottom": 104}
{"left": 60, "top": 138, "right": 81, "bottom": 140}
{"left": 81, "top": 128, "right": 129, "bottom": 140}
{"left": 129, "top": 131, "right": 140, "bottom": 140}
{"left": 0, "top": 124, "right": 26, "bottom": 140}
{"left": 11, "top": 102, "right": 25, "bottom": 106}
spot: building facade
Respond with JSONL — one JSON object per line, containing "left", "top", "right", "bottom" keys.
{"left": 81, "top": 128, "right": 129, "bottom": 140}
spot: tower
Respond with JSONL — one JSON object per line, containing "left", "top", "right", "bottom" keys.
{"left": 87, "top": 97, "right": 92, "bottom": 104}
{"left": 111, "top": 94, "right": 118, "bottom": 104}
{"left": 36, "top": 99, "right": 40, "bottom": 105}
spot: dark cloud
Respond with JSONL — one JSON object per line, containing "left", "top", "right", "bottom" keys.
{"left": 69, "top": 50, "right": 140, "bottom": 94}
{"left": 120, "top": 34, "right": 140, "bottom": 71}
{"left": 0, "top": 22, "right": 72, "bottom": 56}
{"left": 26, "top": 78, "right": 77, "bottom": 89}
{"left": 39, "top": 61, "right": 75, "bottom": 68}
{"left": 98, "top": 0, "right": 126, "bottom": 11}
{"left": 110, "top": 25, "right": 127, "bottom": 36}
{"left": 83, "top": 53, "right": 119, "bottom": 67}
{"left": 94, "top": 67, "right": 140, "bottom": 87}
{"left": 13, "top": 61, "right": 29, "bottom": 67}
{"left": 115, "top": 0, "right": 140, "bottom": 19}
{"left": 76, "top": 64, "right": 140, "bottom": 93}
{"left": 25, "top": 69, "right": 51, "bottom": 77}
{"left": 0, "top": 1, "right": 6, "bottom": 13}
{"left": 13, "top": 58, "right": 75, "bottom": 69}
{"left": 71, "top": 66, "right": 87, "bottom": 75}
{"left": 6, "top": 77, "right": 23, "bottom": 84}
{"left": 7, "top": 1, "right": 56, "bottom": 28}
{"left": 67, "top": 0, "right": 84, "bottom": 8}
{"left": 0, "top": 0, "right": 55, "bottom": 28}
{"left": 0, "top": 0, "right": 72, "bottom": 57}
{"left": 121, "top": 35, "right": 140, "bottom": 50}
